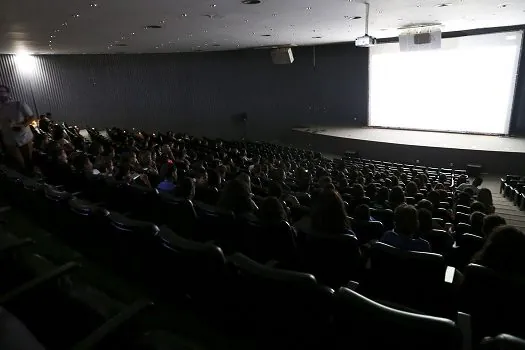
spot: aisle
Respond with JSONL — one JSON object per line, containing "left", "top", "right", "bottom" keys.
{"left": 485, "top": 178, "right": 525, "bottom": 232}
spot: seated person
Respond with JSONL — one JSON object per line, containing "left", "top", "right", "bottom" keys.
{"left": 470, "top": 200, "right": 487, "bottom": 215}
{"left": 217, "top": 179, "right": 258, "bottom": 217}
{"left": 354, "top": 204, "right": 376, "bottom": 222}
{"left": 258, "top": 196, "right": 289, "bottom": 224}
{"left": 174, "top": 177, "right": 195, "bottom": 200}
{"left": 472, "top": 225, "right": 525, "bottom": 276}
{"left": 470, "top": 211, "right": 486, "bottom": 237}
{"left": 380, "top": 204, "right": 431, "bottom": 252}
{"left": 157, "top": 163, "right": 177, "bottom": 193}
{"left": 482, "top": 214, "right": 506, "bottom": 239}
{"left": 457, "top": 177, "right": 483, "bottom": 195}
{"left": 477, "top": 188, "right": 495, "bottom": 214}
{"left": 388, "top": 186, "right": 406, "bottom": 210}
{"left": 417, "top": 208, "right": 433, "bottom": 237}
{"left": 372, "top": 186, "right": 389, "bottom": 209}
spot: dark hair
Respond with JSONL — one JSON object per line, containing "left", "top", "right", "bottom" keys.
{"left": 389, "top": 186, "right": 406, "bottom": 208}
{"left": 311, "top": 189, "right": 350, "bottom": 234}
{"left": 394, "top": 204, "right": 419, "bottom": 237}
{"left": 470, "top": 211, "right": 485, "bottom": 236}
{"left": 268, "top": 181, "right": 283, "bottom": 198}
{"left": 176, "top": 177, "right": 195, "bottom": 200}
{"left": 406, "top": 181, "right": 419, "bottom": 197}
{"left": 354, "top": 204, "right": 370, "bottom": 221}
{"left": 207, "top": 169, "right": 221, "bottom": 187}
{"left": 473, "top": 177, "right": 483, "bottom": 187}
{"left": 377, "top": 186, "right": 389, "bottom": 203}
{"left": 218, "top": 179, "right": 254, "bottom": 214}
{"left": 417, "top": 199, "right": 433, "bottom": 212}
{"left": 365, "top": 183, "right": 377, "bottom": 199}
{"left": 418, "top": 208, "right": 433, "bottom": 233}
{"left": 73, "top": 154, "right": 90, "bottom": 172}
{"left": 351, "top": 183, "right": 365, "bottom": 199}
{"left": 473, "top": 225, "right": 525, "bottom": 275}
{"left": 427, "top": 190, "right": 440, "bottom": 207}
{"left": 53, "top": 128, "right": 65, "bottom": 141}
{"left": 258, "top": 197, "right": 287, "bottom": 223}
{"left": 470, "top": 201, "right": 487, "bottom": 214}
{"left": 482, "top": 214, "right": 506, "bottom": 238}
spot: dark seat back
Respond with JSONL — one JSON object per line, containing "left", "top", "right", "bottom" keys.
{"left": 370, "top": 208, "right": 394, "bottom": 230}
{"left": 298, "top": 231, "right": 362, "bottom": 287}
{"left": 334, "top": 287, "right": 462, "bottom": 350}
{"left": 461, "top": 264, "right": 525, "bottom": 342}
{"left": 422, "top": 229, "right": 454, "bottom": 256}
{"left": 364, "top": 242, "right": 449, "bottom": 316}
{"left": 352, "top": 220, "right": 385, "bottom": 244}
{"left": 481, "top": 334, "right": 525, "bottom": 350}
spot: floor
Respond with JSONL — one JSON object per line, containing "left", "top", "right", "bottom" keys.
{"left": 484, "top": 177, "right": 525, "bottom": 232}
{"left": 293, "top": 126, "right": 525, "bottom": 153}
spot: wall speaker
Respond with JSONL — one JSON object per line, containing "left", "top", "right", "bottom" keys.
{"left": 271, "top": 48, "right": 294, "bottom": 64}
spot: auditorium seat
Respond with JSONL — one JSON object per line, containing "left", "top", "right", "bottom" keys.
{"left": 456, "top": 204, "right": 471, "bottom": 214}
{"left": 193, "top": 202, "right": 236, "bottom": 250}
{"left": 333, "top": 287, "right": 462, "bottom": 350}
{"left": 352, "top": 220, "right": 385, "bottom": 245}
{"left": 362, "top": 242, "right": 456, "bottom": 318}
{"left": 481, "top": 334, "right": 525, "bottom": 350}
{"left": 422, "top": 229, "right": 454, "bottom": 256}
{"left": 461, "top": 264, "right": 525, "bottom": 343}
{"left": 226, "top": 253, "right": 334, "bottom": 347}
{"left": 456, "top": 212, "right": 471, "bottom": 224}
{"left": 456, "top": 222, "right": 472, "bottom": 236}
{"left": 370, "top": 208, "right": 394, "bottom": 230}
{"left": 298, "top": 230, "right": 362, "bottom": 287}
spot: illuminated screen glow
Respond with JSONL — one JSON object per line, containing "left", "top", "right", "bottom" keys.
{"left": 369, "top": 31, "right": 523, "bottom": 134}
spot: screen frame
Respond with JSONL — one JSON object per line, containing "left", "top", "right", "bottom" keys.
{"left": 367, "top": 29, "right": 524, "bottom": 136}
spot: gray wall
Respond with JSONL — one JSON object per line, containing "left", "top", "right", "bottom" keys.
{"left": 0, "top": 44, "right": 369, "bottom": 141}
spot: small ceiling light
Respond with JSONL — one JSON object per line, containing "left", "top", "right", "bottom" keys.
{"left": 244, "top": 19, "right": 249, "bottom": 22}
{"left": 62, "top": 22, "right": 68, "bottom": 26}
{"left": 131, "top": 32, "right": 135, "bottom": 35}
{"left": 181, "top": 13, "right": 188, "bottom": 17}
{"left": 242, "top": 0, "right": 261, "bottom": 4}
{"left": 312, "top": 36, "right": 322, "bottom": 39}
{"left": 72, "top": 14, "right": 80, "bottom": 18}
{"left": 90, "top": 3, "right": 98, "bottom": 7}
{"left": 210, "top": 4, "right": 217, "bottom": 7}
{"left": 306, "top": 6, "right": 312, "bottom": 10}
{"left": 498, "top": 3, "right": 509, "bottom": 8}
{"left": 261, "top": 34, "right": 271, "bottom": 36}
{"left": 435, "top": 3, "right": 451, "bottom": 7}
{"left": 145, "top": 25, "right": 163, "bottom": 29}
{"left": 272, "top": 13, "right": 277, "bottom": 16}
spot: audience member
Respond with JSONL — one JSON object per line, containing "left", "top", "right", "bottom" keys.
{"left": 380, "top": 204, "right": 431, "bottom": 252}
{"left": 309, "top": 189, "right": 352, "bottom": 235}
{"left": 258, "top": 196, "right": 288, "bottom": 224}
{"left": 482, "top": 214, "right": 507, "bottom": 238}
{"left": 470, "top": 211, "right": 485, "bottom": 237}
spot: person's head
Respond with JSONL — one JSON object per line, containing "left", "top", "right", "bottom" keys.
{"left": 377, "top": 186, "right": 389, "bottom": 203}
{"left": 477, "top": 188, "right": 493, "bottom": 208}
{"left": 268, "top": 180, "right": 283, "bottom": 198}
{"left": 457, "top": 174, "right": 468, "bottom": 186}
{"left": 178, "top": 177, "right": 196, "bottom": 200}
{"left": 98, "top": 159, "right": 114, "bottom": 174}
{"left": 236, "top": 172, "right": 251, "bottom": 190}
{"left": 138, "top": 150, "right": 153, "bottom": 168}
{"left": 434, "top": 183, "right": 445, "bottom": 191}
{"left": 102, "top": 146, "right": 115, "bottom": 159}
{"left": 73, "top": 154, "right": 93, "bottom": 173}
{"left": 473, "top": 177, "right": 483, "bottom": 187}
{"left": 318, "top": 176, "right": 332, "bottom": 189}
{"left": 217, "top": 165, "right": 227, "bottom": 179}
{"left": 207, "top": 170, "right": 221, "bottom": 187}
{"left": 354, "top": 204, "right": 371, "bottom": 222}
{"left": 259, "top": 196, "right": 287, "bottom": 223}
{"left": 271, "top": 168, "right": 286, "bottom": 182}
{"left": 311, "top": 189, "right": 350, "bottom": 234}
{"left": 470, "top": 211, "right": 486, "bottom": 236}
{"left": 51, "top": 147, "right": 68, "bottom": 164}
{"left": 0, "top": 85, "right": 10, "bottom": 103}
{"left": 394, "top": 205, "right": 419, "bottom": 237}
{"left": 159, "top": 163, "right": 177, "bottom": 183}
{"left": 116, "top": 164, "right": 131, "bottom": 180}
{"left": 417, "top": 199, "right": 434, "bottom": 212}
{"left": 351, "top": 183, "right": 365, "bottom": 199}
{"left": 89, "top": 142, "right": 103, "bottom": 156}
{"left": 121, "top": 151, "right": 137, "bottom": 165}
{"left": 427, "top": 190, "right": 440, "bottom": 208}
{"left": 406, "top": 181, "right": 418, "bottom": 197}
{"left": 458, "top": 191, "right": 472, "bottom": 206}
{"left": 482, "top": 214, "right": 506, "bottom": 238}
{"left": 389, "top": 186, "right": 405, "bottom": 207}
{"left": 474, "top": 226, "right": 525, "bottom": 275}
{"left": 470, "top": 201, "right": 487, "bottom": 214}
{"left": 417, "top": 208, "right": 433, "bottom": 234}
{"left": 53, "top": 127, "right": 65, "bottom": 141}
{"left": 365, "top": 183, "right": 377, "bottom": 199}
{"left": 218, "top": 179, "right": 254, "bottom": 214}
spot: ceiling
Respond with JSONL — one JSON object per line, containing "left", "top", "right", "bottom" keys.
{"left": 0, "top": 0, "right": 524, "bottom": 54}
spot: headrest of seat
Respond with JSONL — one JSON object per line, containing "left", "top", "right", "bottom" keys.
{"left": 108, "top": 212, "right": 159, "bottom": 234}
{"left": 481, "top": 334, "right": 525, "bottom": 350}
{"left": 69, "top": 198, "right": 109, "bottom": 216}
{"left": 336, "top": 286, "right": 458, "bottom": 329}
{"left": 372, "top": 242, "right": 444, "bottom": 262}
{"left": 228, "top": 253, "right": 318, "bottom": 286}
{"left": 457, "top": 233, "right": 484, "bottom": 245}
{"left": 44, "top": 186, "right": 72, "bottom": 201}
{"left": 159, "top": 226, "right": 225, "bottom": 258}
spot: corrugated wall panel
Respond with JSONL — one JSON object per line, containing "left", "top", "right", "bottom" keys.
{"left": 0, "top": 45, "right": 369, "bottom": 140}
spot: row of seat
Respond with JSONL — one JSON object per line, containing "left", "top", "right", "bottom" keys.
{"left": 501, "top": 175, "right": 525, "bottom": 210}
{"left": 3, "top": 164, "right": 525, "bottom": 349}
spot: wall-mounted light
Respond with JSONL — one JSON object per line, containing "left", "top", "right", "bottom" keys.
{"left": 14, "top": 52, "right": 36, "bottom": 74}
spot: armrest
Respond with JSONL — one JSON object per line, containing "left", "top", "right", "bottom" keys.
{"left": 457, "top": 312, "right": 471, "bottom": 350}
{"left": 72, "top": 299, "right": 153, "bottom": 350}
{"left": 0, "top": 237, "right": 33, "bottom": 254}
{"left": 72, "top": 191, "right": 82, "bottom": 196}
{"left": 346, "top": 280, "right": 360, "bottom": 291}
{"left": 265, "top": 260, "right": 279, "bottom": 268}
{"left": 0, "top": 261, "right": 80, "bottom": 304}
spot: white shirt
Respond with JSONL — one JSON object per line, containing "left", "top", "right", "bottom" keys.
{"left": 0, "top": 101, "right": 34, "bottom": 146}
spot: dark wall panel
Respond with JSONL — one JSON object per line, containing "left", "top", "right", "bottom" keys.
{"left": 0, "top": 44, "right": 369, "bottom": 140}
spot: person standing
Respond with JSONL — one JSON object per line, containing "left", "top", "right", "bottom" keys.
{"left": 0, "top": 85, "right": 36, "bottom": 173}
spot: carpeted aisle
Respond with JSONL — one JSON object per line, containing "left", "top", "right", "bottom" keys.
{"left": 485, "top": 178, "right": 525, "bottom": 232}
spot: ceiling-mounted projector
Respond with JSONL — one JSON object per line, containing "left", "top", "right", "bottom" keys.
{"left": 355, "top": 34, "right": 377, "bottom": 47}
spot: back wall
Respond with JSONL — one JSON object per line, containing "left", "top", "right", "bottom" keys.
{"left": 0, "top": 44, "right": 369, "bottom": 141}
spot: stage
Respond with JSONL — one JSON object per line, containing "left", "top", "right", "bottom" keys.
{"left": 288, "top": 126, "right": 525, "bottom": 174}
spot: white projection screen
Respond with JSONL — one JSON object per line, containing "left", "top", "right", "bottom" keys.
{"left": 369, "top": 31, "right": 523, "bottom": 135}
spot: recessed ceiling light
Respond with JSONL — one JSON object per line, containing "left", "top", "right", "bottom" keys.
{"left": 242, "top": 0, "right": 261, "bottom": 4}
{"left": 90, "top": 3, "right": 98, "bottom": 7}
{"left": 272, "top": 13, "right": 277, "bottom": 16}
{"left": 145, "top": 25, "right": 162, "bottom": 29}
{"left": 312, "top": 36, "right": 322, "bottom": 39}
{"left": 261, "top": 34, "right": 271, "bottom": 37}
{"left": 498, "top": 3, "right": 509, "bottom": 8}
{"left": 212, "top": 44, "right": 221, "bottom": 47}
{"left": 344, "top": 15, "right": 362, "bottom": 20}
{"left": 72, "top": 14, "right": 80, "bottom": 18}
{"left": 306, "top": 6, "right": 312, "bottom": 10}
{"left": 436, "top": 3, "right": 451, "bottom": 7}
{"left": 210, "top": 3, "right": 217, "bottom": 7}
{"left": 115, "top": 43, "right": 128, "bottom": 47}
{"left": 181, "top": 13, "right": 188, "bottom": 17}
